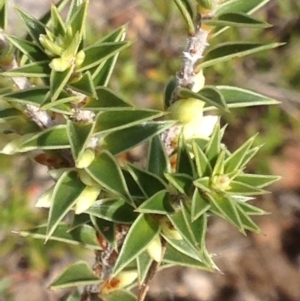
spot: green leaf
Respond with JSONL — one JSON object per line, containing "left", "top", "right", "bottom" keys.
{"left": 86, "top": 151, "right": 132, "bottom": 204}
{"left": 3, "top": 87, "right": 49, "bottom": 106}
{"left": 92, "top": 27, "right": 127, "bottom": 86}
{"left": 66, "top": 120, "right": 95, "bottom": 164}
{"left": 95, "top": 109, "right": 164, "bottom": 134}
{"left": 205, "top": 86, "right": 280, "bottom": 110}
{"left": 47, "top": 170, "right": 86, "bottom": 239}
{"left": 17, "top": 223, "right": 101, "bottom": 249}
{"left": 67, "top": 0, "right": 88, "bottom": 37}
{"left": 50, "top": 4, "right": 66, "bottom": 36}
{"left": 15, "top": 7, "right": 46, "bottom": 45}
{"left": 1, "top": 125, "right": 69, "bottom": 154}
{"left": 0, "top": 0, "right": 8, "bottom": 29}
{"left": 148, "top": 135, "right": 171, "bottom": 178}
{"left": 122, "top": 169, "right": 144, "bottom": 199}
{"left": 177, "top": 134, "right": 195, "bottom": 176}
{"left": 237, "top": 201, "right": 266, "bottom": 216}
{"left": 84, "top": 87, "right": 132, "bottom": 111}
{"left": 50, "top": 261, "right": 100, "bottom": 289}
{"left": 164, "top": 76, "right": 177, "bottom": 109}
{"left": 208, "top": 194, "right": 243, "bottom": 232}
{"left": 164, "top": 243, "right": 211, "bottom": 270}
{"left": 224, "top": 135, "right": 256, "bottom": 173}
{"left": 165, "top": 173, "right": 193, "bottom": 196}
{"left": 198, "top": 42, "right": 282, "bottom": 69}
{"left": 173, "top": 0, "right": 195, "bottom": 34}
{"left": 228, "top": 181, "right": 266, "bottom": 195}
{"left": 103, "top": 290, "right": 137, "bottom": 301}
{"left": 193, "top": 177, "right": 211, "bottom": 193}
{"left": 39, "top": 0, "right": 71, "bottom": 26}
{"left": 5, "top": 35, "right": 48, "bottom": 61}
{"left": 87, "top": 199, "right": 138, "bottom": 224}
{"left": 137, "top": 252, "right": 153, "bottom": 283}
{"left": 213, "top": 0, "right": 272, "bottom": 36}
{"left": 205, "top": 122, "right": 221, "bottom": 165}
{"left": 90, "top": 216, "right": 116, "bottom": 249}
{"left": 50, "top": 66, "right": 75, "bottom": 101}
{"left": 79, "top": 42, "right": 130, "bottom": 72}
{"left": 236, "top": 205, "right": 260, "bottom": 233}
{"left": 192, "top": 141, "right": 212, "bottom": 178}
{"left": 126, "top": 164, "right": 166, "bottom": 198}
{"left": 3, "top": 61, "right": 51, "bottom": 78}
{"left": 167, "top": 208, "right": 201, "bottom": 257}
{"left": 191, "top": 188, "right": 210, "bottom": 221}
{"left": 178, "top": 87, "right": 228, "bottom": 112}
{"left": 137, "top": 190, "right": 175, "bottom": 214}
{"left": 203, "top": 12, "right": 270, "bottom": 28}
{"left": 102, "top": 121, "right": 175, "bottom": 155}
{"left": 69, "top": 213, "right": 90, "bottom": 231}
{"left": 233, "top": 174, "right": 280, "bottom": 189}
{"left": 216, "top": 0, "right": 271, "bottom": 16}
{"left": 113, "top": 214, "right": 160, "bottom": 276}
{"left": 69, "top": 71, "right": 96, "bottom": 97}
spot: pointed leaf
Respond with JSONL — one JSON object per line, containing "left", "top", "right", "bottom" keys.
{"left": 84, "top": 87, "right": 132, "bottom": 111}
{"left": 137, "top": 190, "right": 174, "bottom": 214}
{"left": 167, "top": 209, "right": 201, "bottom": 256}
{"left": 102, "top": 121, "right": 175, "bottom": 155}
{"left": 47, "top": 170, "right": 86, "bottom": 239}
{"left": 178, "top": 87, "right": 228, "bottom": 112}
{"left": 50, "top": 261, "right": 100, "bottom": 289}
{"left": 224, "top": 135, "right": 256, "bottom": 173}
{"left": 67, "top": 0, "right": 88, "bottom": 37}
{"left": 16, "top": 7, "right": 46, "bottom": 45}
{"left": 5, "top": 35, "right": 48, "bottom": 61}
{"left": 87, "top": 199, "right": 138, "bottom": 224}
{"left": 164, "top": 243, "right": 211, "bottom": 270}
{"left": 236, "top": 205, "right": 260, "bottom": 233}
{"left": 136, "top": 252, "right": 153, "bottom": 283}
{"left": 205, "top": 122, "right": 221, "bottom": 164}
{"left": 50, "top": 66, "right": 75, "bottom": 101}
{"left": 86, "top": 151, "right": 132, "bottom": 204}
{"left": 165, "top": 173, "right": 193, "bottom": 196}
{"left": 176, "top": 134, "right": 195, "bottom": 175}
{"left": 207, "top": 86, "right": 280, "bottom": 110}
{"left": 95, "top": 109, "right": 164, "bottom": 134}
{"left": 148, "top": 135, "right": 171, "bottom": 178}
{"left": 79, "top": 42, "right": 129, "bottom": 72}
{"left": 69, "top": 213, "right": 90, "bottom": 231}
{"left": 69, "top": 71, "right": 96, "bottom": 97}
{"left": 192, "top": 141, "right": 212, "bottom": 177}
{"left": 237, "top": 201, "right": 266, "bottom": 216}
{"left": 234, "top": 174, "right": 280, "bottom": 189}
{"left": 3, "top": 87, "right": 49, "bottom": 106}
{"left": 203, "top": 12, "right": 270, "bottom": 28}
{"left": 193, "top": 177, "right": 212, "bottom": 193}
{"left": 208, "top": 194, "right": 243, "bottom": 232}
{"left": 191, "top": 188, "right": 210, "bottom": 221}
{"left": 67, "top": 120, "right": 95, "bottom": 163}
{"left": 17, "top": 223, "right": 101, "bottom": 249}
{"left": 122, "top": 169, "right": 144, "bottom": 199}
{"left": 228, "top": 180, "right": 266, "bottom": 195}
{"left": 173, "top": 0, "right": 195, "bottom": 34}
{"left": 50, "top": 4, "right": 66, "bottom": 36}
{"left": 198, "top": 42, "right": 282, "bottom": 69}
{"left": 3, "top": 61, "right": 50, "bottom": 78}
{"left": 127, "top": 164, "right": 166, "bottom": 198}
{"left": 113, "top": 214, "right": 160, "bottom": 276}
{"left": 0, "top": 0, "right": 8, "bottom": 29}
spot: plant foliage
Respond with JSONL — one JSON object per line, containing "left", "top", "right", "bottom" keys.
{"left": 0, "top": 0, "right": 280, "bottom": 300}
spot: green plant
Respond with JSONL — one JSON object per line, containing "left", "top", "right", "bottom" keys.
{"left": 0, "top": 0, "right": 281, "bottom": 300}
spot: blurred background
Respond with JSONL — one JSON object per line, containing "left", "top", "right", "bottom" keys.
{"left": 1, "top": 0, "right": 300, "bottom": 300}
